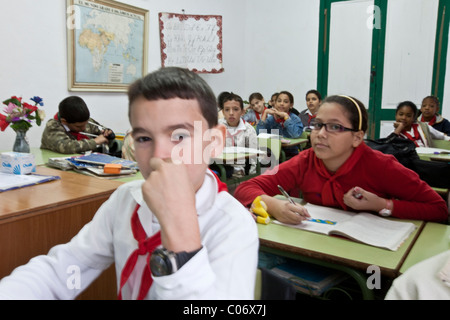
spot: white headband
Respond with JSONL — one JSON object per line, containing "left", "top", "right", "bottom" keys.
{"left": 339, "top": 95, "right": 362, "bottom": 131}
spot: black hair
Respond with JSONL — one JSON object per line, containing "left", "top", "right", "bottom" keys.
{"left": 305, "top": 90, "right": 322, "bottom": 101}
{"left": 58, "top": 96, "right": 90, "bottom": 123}
{"left": 277, "top": 91, "right": 294, "bottom": 105}
{"left": 218, "top": 92, "right": 244, "bottom": 110}
{"left": 322, "top": 95, "right": 368, "bottom": 132}
{"left": 396, "top": 101, "right": 418, "bottom": 120}
{"left": 128, "top": 67, "right": 218, "bottom": 128}
{"left": 248, "top": 92, "right": 264, "bottom": 102}
{"left": 422, "top": 95, "right": 439, "bottom": 107}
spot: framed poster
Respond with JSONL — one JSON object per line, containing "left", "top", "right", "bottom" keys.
{"left": 66, "top": 0, "right": 149, "bottom": 92}
{"left": 159, "top": 12, "right": 224, "bottom": 73}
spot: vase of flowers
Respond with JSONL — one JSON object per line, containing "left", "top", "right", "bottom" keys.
{"left": 0, "top": 96, "right": 45, "bottom": 153}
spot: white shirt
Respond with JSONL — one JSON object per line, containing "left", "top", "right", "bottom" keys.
{"left": 0, "top": 170, "right": 259, "bottom": 300}
{"left": 385, "top": 250, "right": 450, "bottom": 300}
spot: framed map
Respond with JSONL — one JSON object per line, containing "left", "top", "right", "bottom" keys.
{"left": 159, "top": 12, "right": 224, "bottom": 73}
{"left": 66, "top": 0, "right": 149, "bottom": 92}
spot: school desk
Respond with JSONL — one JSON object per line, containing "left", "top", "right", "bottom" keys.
{"left": 257, "top": 213, "right": 425, "bottom": 300}
{"left": 0, "top": 166, "right": 123, "bottom": 300}
{"left": 211, "top": 148, "right": 262, "bottom": 183}
{"left": 399, "top": 222, "right": 450, "bottom": 274}
{"left": 281, "top": 137, "right": 308, "bottom": 149}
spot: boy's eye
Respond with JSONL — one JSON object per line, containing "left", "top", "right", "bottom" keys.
{"left": 134, "top": 136, "right": 151, "bottom": 143}
{"left": 171, "top": 129, "right": 190, "bottom": 142}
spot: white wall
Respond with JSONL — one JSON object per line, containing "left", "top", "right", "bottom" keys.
{"left": 0, "top": 0, "right": 320, "bottom": 151}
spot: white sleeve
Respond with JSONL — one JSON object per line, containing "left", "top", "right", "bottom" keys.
{"left": 150, "top": 197, "right": 259, "bottom": 300}
{"left": 428, "top": 124, "right": 448, "bottom": 140}
{"left": 385, "top": 250, "right": 450, "bottom": 300}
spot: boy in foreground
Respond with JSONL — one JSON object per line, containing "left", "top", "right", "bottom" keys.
{"left": 0, "top": 67, "right": 258, "bottom": 300}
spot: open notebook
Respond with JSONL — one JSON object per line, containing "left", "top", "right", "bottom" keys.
{"left": 0, "top": 172, "right": 60, "bottom": 192}
{"left": 273, "top": 203, "right": 416, "bottom": 251}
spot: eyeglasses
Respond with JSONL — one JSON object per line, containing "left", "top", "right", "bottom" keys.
{"left": 308, "top": 121, "right": 356, "bottom": 133}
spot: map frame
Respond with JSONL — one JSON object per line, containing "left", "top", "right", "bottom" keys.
{"left": 66, "top": 0, "right": 149, "bottom": 92}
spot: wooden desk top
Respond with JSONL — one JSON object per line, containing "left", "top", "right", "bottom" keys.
{"left": 0, "top": 166, "right": 123, "bottom": 223}
{"left": 257, "top": 218, "right": 424, "bottom": 277}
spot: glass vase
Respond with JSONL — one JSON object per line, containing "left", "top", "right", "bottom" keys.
{"left": 13, "top": 129, "right": 30, "bottom": 153}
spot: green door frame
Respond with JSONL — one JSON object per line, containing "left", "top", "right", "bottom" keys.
{"left": 317, "top": 0, "right": 450, "bottom": 139}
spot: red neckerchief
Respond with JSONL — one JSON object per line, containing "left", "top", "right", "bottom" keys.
{"left": 401, "top": 123, "right": 421, "bottom": 147}
{"left": 118, "top": 170, "right": 227, "bottom": 300}
{"left": 313, "top": 143, "right": 365, "bottom": 209}
{"left": 308, "top": 114, "right": 316, "bottom": 125}
{"left": 420, "top": 115, "right": 436, "bottom": 126}
{"left": 275, "top": 114, "right": 288, "bottom": 128}
{"left": 53, "top": 113, "right": 89, "bottom": 141}
{"left": 255, "top": 107, "right": 266, "bottom": 121}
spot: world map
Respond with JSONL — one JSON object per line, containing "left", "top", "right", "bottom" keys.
{"left": 74, "top": 2, "right": 145, "bottom": 85}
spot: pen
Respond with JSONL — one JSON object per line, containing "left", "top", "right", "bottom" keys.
{"left": 80, "top": 132, "right": 98, "bottom": 138}
{"left": 89, "top": 121, "right": 105, "bottom": 130}
{"left": 277, "top": 185, "right": 334, "bottom": 224}
{"left": 277, "top": 185, "right": 297, "bottom": 205}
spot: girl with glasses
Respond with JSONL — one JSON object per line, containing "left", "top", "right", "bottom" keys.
{"left": 235, "top": 95, "right": 448, "bottom": 224}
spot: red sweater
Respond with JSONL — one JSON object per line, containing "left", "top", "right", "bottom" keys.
{"left": 234, "top": 143, "right": 448, "bottom": 222}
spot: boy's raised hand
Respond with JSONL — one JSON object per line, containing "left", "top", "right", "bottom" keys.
{"left": 141, "top": 158, "right": 201, "bottom": 253}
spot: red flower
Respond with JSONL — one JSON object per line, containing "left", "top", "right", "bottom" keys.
{"left": 23, "top": 102, "right": 38, "bottom": 113}
{"left": 0, "top": 113, "right": 10, "bottom": 131}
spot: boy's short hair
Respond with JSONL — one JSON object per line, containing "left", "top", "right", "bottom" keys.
{"left": 58, "top": 96, "right": 90, "bottom": 123}
{"left": 128, "top": 67, "right": 218, "bottom": 128}
{"left": 219, "top": 92, "right": 244, "bottom": 110}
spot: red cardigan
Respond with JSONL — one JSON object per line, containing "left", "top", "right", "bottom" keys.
{"left": 234, "top": 143, "right": 448, "bottom": 222}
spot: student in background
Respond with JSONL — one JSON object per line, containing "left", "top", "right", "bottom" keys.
{"left": 217, "top": 91, "right": 228, "bottom": 120}
{"left": 257, "top": 91, "right": 304, "bottom": 158}
{"left": 235, "top": 95, "right": 448, "bottom": 224}
{"left": 218, "top": 92, "right": 258, "bottom": 177}
{"left": 391, "top": 101, "right": 450, "bottom": 147}
{"left": 40, "top": 96, "right": 116, "bottom": 154}
{"left": 419, "top": 96, "right": 450, "bottom": 135}
{"left": 299, "top": 90, "right": 322, "bottom": 127}
{"left": 121, "top": 130, "right": 136, "bottom": 161}
{"left": 268, "top": 92, "right": 278, "bottom": 109}
{"left": 0, "top": 67, "right": 258, "bottom": 300}
{"left": 243, "top": 92, "right": 267, "bottom": 126}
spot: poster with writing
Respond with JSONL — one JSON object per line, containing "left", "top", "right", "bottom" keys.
{"left": 159, "top": 12, "right": 224, "bottom": 73}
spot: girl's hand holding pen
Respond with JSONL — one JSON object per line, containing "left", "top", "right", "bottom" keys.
{"left": 259, "top": 185, "right": 310, "bottom": 225}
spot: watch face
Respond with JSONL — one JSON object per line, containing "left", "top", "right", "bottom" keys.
{"left": 379, "top": 209, "right": 392, "bottom": 217}
{"left": 150, "top": 250, "right": 172, "bottom": 277}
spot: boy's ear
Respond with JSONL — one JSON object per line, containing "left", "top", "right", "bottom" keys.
{"left": 207, "top": 124, "right": 226, "bottom": 159}
{"left": 60, "top": 118, "right": 68, "bottom": 125}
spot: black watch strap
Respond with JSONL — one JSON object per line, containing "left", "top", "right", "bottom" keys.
{"left": 175, "top": 247, "right": 202, "bottom": 270}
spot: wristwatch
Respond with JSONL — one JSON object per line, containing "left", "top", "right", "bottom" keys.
{"left": 379, "top": 199, "right": 393, "bottom": 217}
{"left": 150, "top": 246, "right": 202, "bottom": 277}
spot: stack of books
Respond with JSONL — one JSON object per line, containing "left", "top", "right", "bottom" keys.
{"left": 47, "top": 153, "right": 138, "bottom": 178}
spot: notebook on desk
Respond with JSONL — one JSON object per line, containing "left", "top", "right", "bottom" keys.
{"left": 0, "top": 172, "right": 60, "bottom": 192}
{"left": 73, "top": 153, "right": 138, "bottom": 169}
